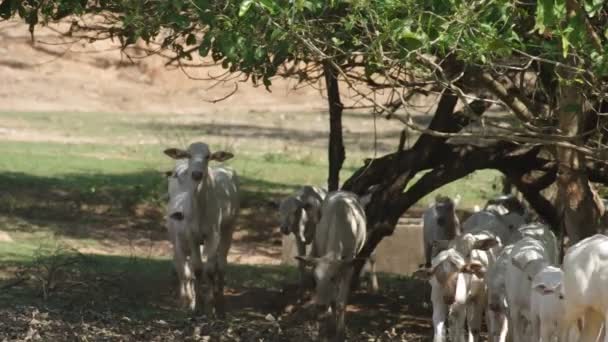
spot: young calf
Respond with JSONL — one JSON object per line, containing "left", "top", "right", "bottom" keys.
{"left": 164, "top": 142, "right": 239, "bottom": 317}
{"left": 529, "top": 265, "right": 577, "bottom": 342}
{"left": 278, "top": 186, "right": 326, "bottom": 287}
{"left": 417, "top": 233, "right": 500, "bottom": 342}
{"left": 296, "top": 191, "right": 366, "bottom": 342}
{"left": 505, "top": 230, "right": 558, "bottom": 342}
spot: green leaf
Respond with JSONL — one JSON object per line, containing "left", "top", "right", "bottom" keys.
{"left": 561, "top": 33, "right": 570, "bottom": 58}
{"left": 399, "top": 30, "right": 423, "bottom": 50}
{"left": 584, "top": 0, "right": 603, "bottom": 17}
{"left": 239, "top": 0, "right": 253, "bottom": 17}
{"left": 0, "top": 0, "right": 14, "bottom": 19}
{"left": 198, "top": 35, "right": 212, "bottom": 57}
{"left": 257, "top": 0, "right": 278, "bottom": 14}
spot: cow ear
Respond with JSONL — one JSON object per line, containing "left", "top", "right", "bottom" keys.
{"left": 412, "top": 267, "right": 433, "bottom": 280}
{"left": 473, "top": 237, "right": 500, "bottom": 251}
{"left": 164, "top": 148, "right": 191, "bottom": 159}
{"left": 295, "top": 256, "right": 317, "bottom": 267}
{"left": 532, "top": 283, "right": 552, "bottom": 294}
{"left": 210, "top": 151, "right": 234, "bottom": 162}
{"left": 461, "top": 262, "right": 486, "bottom": 277}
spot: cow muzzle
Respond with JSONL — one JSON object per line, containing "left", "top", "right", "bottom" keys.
{"left": 191, "top": 171, "right": 203, "bottom": 181}
{"left": 170, "top": 212, "right": 185, "bottom": 221}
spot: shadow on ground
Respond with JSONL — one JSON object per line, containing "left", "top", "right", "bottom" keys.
{"left": 0, "top": 253, "right": 432, "bottom": 341}
{"left": 0, "top": 170, "right": 291, "bottom": 247}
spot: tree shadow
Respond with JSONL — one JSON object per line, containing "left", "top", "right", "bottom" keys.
{"left": 0, "top": 253, "right": 433, "bottom": 341}
{"left": 0, "top": 170, "right": 292, "bottom": 247}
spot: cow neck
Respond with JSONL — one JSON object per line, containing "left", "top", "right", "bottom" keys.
{"left": 194, "top": 168, "right": 215, "bottom": 219}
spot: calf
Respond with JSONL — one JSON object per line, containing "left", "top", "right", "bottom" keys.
{"left": 529, "top": 265, "right": 575, "bottom": 342}
{"left": 296, "top": 191, "right": 366, "bottom": 342}
{"left": 279, "top": 186, "right": 326, "bottom": 287}
{"left": 505, "top": 228, "right": 558, "bottom": 342}
{"left": 486, "top": 245, "right": 514, "bottom": 342}
{"left": 561, "top": 234, "right": 608, "bottom": 342}
{"left": 422, "top": 195, "right": 461, "bottom": 268}
{"left": 417, "top": 233, "right": 500, "bottom": 342}
{"left": 164, "top": 142, "right": 239, "bottom": 317}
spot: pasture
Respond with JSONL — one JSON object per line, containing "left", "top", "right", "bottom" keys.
{"left": 0, "top": 110, "right": 502, "bottom": 341}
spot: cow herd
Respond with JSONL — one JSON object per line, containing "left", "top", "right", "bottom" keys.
{"left": 162, "top": 141, "right": 608, "bottom": 342}
{"left": 417, "top": 194, "right": 608, "bottom": 342}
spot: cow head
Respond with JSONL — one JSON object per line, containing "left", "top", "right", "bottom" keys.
{"left": 531, "top": 265, "right": 563, "bottom": 298}
{"left": 164, "top": 142, "right": 233, "bottom": 183}
{"left": 413, "top": 249, "right": 487, "bottom": 305}
{"left": 511, "top": 246, "right": 548, "bottom": 282}
{"left": 278, "top": 197, "right": 314, "bottom": 242}
{"left": 434, "top": 195, "right": 457, "bottom": 227}
{"left": 165, "top": 159, "right": 195, "bottom": 222}
{"left": 434, "top": 233, "right": 500, "bottom": 259}
{"left": 295, "top": 255, "right": 363, "bottom": 306}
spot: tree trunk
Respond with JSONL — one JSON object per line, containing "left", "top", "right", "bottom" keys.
{"left": 555, "top": 78, "right": 602, "bottom": 243}
{"left": 323, "top": 62, "right": 345, "bottom": 192}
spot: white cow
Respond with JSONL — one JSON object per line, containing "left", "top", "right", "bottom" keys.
{"left": 529, "top": 265, "right": 577, "bottom": 342}
{"left": 422, "top": 195, "right": 462, "bottom": 268}
{"left": 486, "top": 244, "right": 514, "bottom": 342}
{"left": 505, "top": 227, "right": 558, "bottom": 342}
{"left": 164, "top": 142, "right": 239, "bottom": 317}
{"left": 296, "top": 191, "right": 366, "bottom": 342}
{"left": 561, "top": 234, "right": 608, "bottom": 342}
{"left": 417, "top": 233, "right": 500, "bottom": 342}
{"left": 279, "top": 186, "right": 326, "bottom": 287}
{"left": 462, "top": 198, "right": 527, "bottom": 245}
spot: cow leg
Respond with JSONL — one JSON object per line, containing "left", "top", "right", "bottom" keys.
{"left": 295, "top": 238, "right": 310, "bottom": 292}
{"left": 430, "top": 285, "right": 448, "bottom": 342}
{"left": 497, "top": 312, "right": 509, "bottom": 342}
{"left": 531, "top": 314, "right": 541, "bottom": 342}
{"left": 174, "top": 239, "right": 197, "bottom": 311}
{"left": 423, "top": 243, "right": 433, "bottom": 268}
{"left": 466, "top": 296, "right": 485, "bottom": 342}
{"left": 449, "top": 304, "right": 467, "bottom": 342}
{"left": 366, "top": 254, "right": 379, "bottom": 293}
{"left": 580, "top": 310, "right": 603, "bottom": 342}
{"left": 213, "top": 268, "right": 226, "bottom": 319}
{"left": 333, "top": 267, "right": 353, "bottom": 342}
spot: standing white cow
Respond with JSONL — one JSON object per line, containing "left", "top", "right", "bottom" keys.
{"left": 164, "top": 142, "right": 239, "bottom": 317}
{"left": 296, "top": 191, "right": 366, "bottom": 342}
{"left": 462, "top": 196, "right": 527, "bottom": 245}
{"left": 561, "top": 234, "right": 608, "bottom": 342}
{"left": 416, "top": 232, "right": 500, "bottom": 342}
{"left": 422, "top": 195, "right": 462, "bottom": 268}
{"left": 279, "top": 186, "right": 326, "bottom": 287}
{"left": 529, "top": 265, "right": 576, "bottom": 342}
{"left": 505, "top": 227, "right": 558, "bottom": 342}
{"left": 486, "top": 245, "right": 515, "bottom": 342}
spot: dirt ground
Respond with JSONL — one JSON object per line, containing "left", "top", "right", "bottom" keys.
{"left": 0, "top": 20, "right": 438, "bottom": 341}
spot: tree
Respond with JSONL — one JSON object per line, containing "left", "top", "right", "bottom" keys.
{"left": 4, "top": 0, "right": 608, "bottom": 280}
